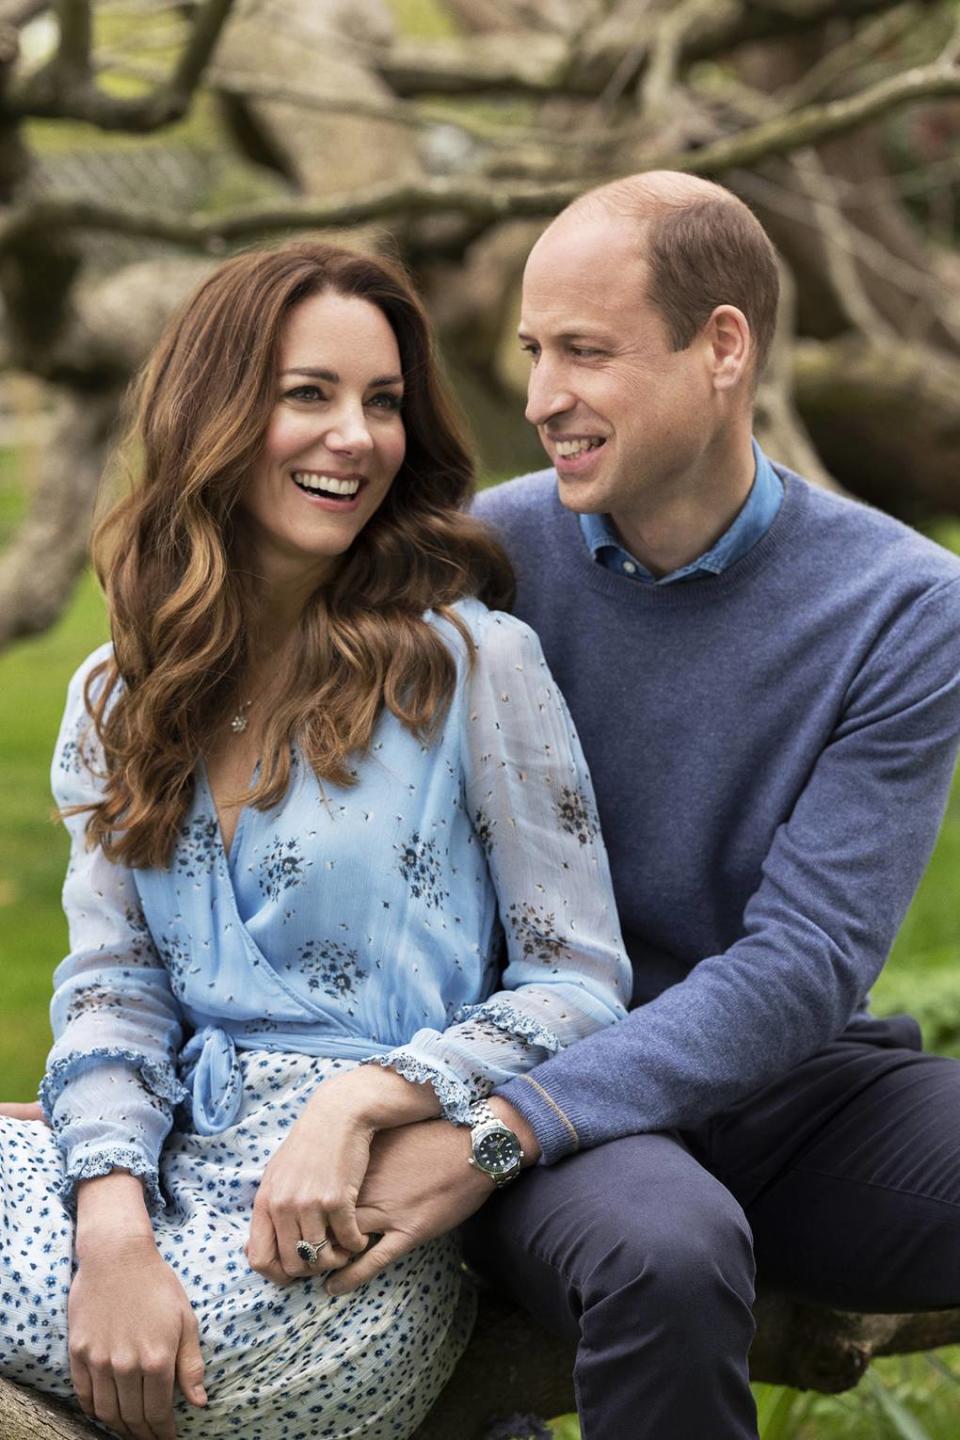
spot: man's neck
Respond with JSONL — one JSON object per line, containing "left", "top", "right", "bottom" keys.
{"left": 608, "top": 434, "right": 756, "bottom": 579}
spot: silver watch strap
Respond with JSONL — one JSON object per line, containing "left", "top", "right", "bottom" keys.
{"left": 469, "top": 1099, "right": 498, "bottom": 1129}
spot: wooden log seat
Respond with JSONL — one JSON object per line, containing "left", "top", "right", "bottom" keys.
{"left": 3, "top": 1287, "right": 960, "bottom": 1440}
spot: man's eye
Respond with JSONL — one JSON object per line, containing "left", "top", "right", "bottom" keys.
{"left": 570, "top": 346, "right": 602, "bottom": 359}
{"left": 520, "top": 343, "right": 540, "bottom": 361}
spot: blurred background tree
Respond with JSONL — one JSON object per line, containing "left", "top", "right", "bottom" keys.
{"left": 2, "top": 0, "right": 960, "bottom": 646}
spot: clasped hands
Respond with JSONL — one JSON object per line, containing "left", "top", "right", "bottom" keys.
{"left": 243, "top": 1064, "right": 501, "bottom": 1294}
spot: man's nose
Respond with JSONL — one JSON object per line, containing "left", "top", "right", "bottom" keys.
{"left": 525, "top": 360, "right": 576, "bottom": 427}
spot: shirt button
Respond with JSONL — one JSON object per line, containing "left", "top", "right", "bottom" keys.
{"left": 622, "top": 560, "right": 637, "bottom": 575}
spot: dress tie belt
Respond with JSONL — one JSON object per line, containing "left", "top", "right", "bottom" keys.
{"left": 179, "top": 1024, "right": 396, "bottom": 1135}
{"left": 181, "top": 1026, "right": 244, "bottom": 1136}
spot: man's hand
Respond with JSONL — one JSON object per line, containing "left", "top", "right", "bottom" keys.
{"left": 327, "top": 1099, "right": 540, "bottom": 1296}
{"left": 0, "top": 1101, "right": 45, "bottom": 1122}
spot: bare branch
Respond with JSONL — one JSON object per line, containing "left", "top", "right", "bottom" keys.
{"left": 54, "top": 0, "right": 91, "bottom": 77}
{"left": 376, "top": 0, "right": 904, "bottom": 99}
{"left": 0, "top": 178, "right": 585, "bottom": 253}
{"left": 639, "top": 0, "right": 715, "bottom": 119}
{"left": 733, "top": 167, "right": 960, "bottom": 351}
{"left": 4, "top": 0, "right": 235, "bottom": 130}
{"left": 670, "top": 55, "right": 960, "bottom": 176}
{"left": 0, "top": 0, "right": 48, "bottom": 26}
{"left": 790, "top": 150, "right": 897, "bottom": 344}
{"left": 782, "top": 3, "right": 919, "bottom": 109}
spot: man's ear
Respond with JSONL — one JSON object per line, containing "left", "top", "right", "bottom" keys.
{"left": 706, "top": 306, "right": 751, "bottom": 392}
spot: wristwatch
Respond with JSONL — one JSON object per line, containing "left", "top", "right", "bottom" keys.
{"left": 467, "top": 1099, "right": 525, "bottom": 1188}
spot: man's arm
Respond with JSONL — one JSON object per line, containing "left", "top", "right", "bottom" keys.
{"left": 493, "top": 576, "right": 960, "bottom": 1163}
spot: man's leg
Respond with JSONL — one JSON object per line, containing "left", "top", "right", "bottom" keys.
{"left": 463, "top": 1131, "right": 759, "bottom": 1440}
{"left": 708, "top": 1022, "right": 960, "bottom": 1311}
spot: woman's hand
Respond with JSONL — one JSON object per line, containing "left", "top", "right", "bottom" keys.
{"left": 68, "top": 1234, "right": 206, "bottom": 1440}
{"left": 246, "top": 1064, "right": 440, "bottom": 1287}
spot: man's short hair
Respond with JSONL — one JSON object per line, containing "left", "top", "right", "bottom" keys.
{"left": 573, "top": 175, "right": 781, "bottom": 380}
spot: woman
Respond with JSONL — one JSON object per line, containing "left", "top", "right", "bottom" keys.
{"left": 0, "top": 241, "right": 630, "bottom": 1439}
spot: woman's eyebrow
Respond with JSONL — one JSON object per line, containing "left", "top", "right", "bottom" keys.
{"left": 280, "top": 366, "right": 404, "bottom": 387}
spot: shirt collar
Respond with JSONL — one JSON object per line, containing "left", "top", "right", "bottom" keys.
{"left": 579, "top": 439, "right": 783, "bottom": 585}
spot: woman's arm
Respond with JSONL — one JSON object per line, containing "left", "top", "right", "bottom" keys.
{"left": 248, "top": 611, "right": 631, "bottom": 1288}
{"left": 44, "top": 648, "right": 186, "bottom": 1213}
{"left": 362, "top": 609, "right": 632, "bottom": 1121}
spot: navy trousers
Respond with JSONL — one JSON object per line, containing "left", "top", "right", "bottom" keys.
{"left": 463, "top": 1016, "right": 960, "bottom": 1439}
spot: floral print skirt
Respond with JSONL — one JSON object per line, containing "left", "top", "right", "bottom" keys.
{"left": 0, "top": 1052, "right": 475, "bottom": 1438}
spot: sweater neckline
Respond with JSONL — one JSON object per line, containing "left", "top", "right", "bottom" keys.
{"left": 558, "top": 470, "right": 808, "bottom": 607}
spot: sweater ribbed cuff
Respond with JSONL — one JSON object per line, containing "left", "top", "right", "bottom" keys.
{"left": 495, "top": 1073, "right": 583, "bottom": 1165}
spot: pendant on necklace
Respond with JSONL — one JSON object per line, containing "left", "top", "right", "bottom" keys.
{"left": 230, "top": 701, "right": 253, "bottom": 734}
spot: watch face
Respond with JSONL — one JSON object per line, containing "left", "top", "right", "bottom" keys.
{"left": 475, "top": 1128, "right": 522, "bottom": 1175}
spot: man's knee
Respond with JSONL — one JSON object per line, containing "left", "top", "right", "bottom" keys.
{"left": 577, "top": 1166, "right": 755, "bottom": 1320}
{"left": 471, "top": 1134, "right": 755, "bottom": 1320}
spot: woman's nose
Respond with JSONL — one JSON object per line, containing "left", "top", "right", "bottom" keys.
{"left": 324, "top": 403, "right": 374, "bottom": 453}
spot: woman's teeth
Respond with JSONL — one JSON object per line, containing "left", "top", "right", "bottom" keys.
{"left": 292, "top": 472, "right": 361, "bottom": 496}
{"left": 555, "top": 438, "right": 604, "bottom": 458}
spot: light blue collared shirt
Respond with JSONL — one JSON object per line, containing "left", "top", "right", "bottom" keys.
{"left": 580, "top": 439, "right": 783, "bottom": 584}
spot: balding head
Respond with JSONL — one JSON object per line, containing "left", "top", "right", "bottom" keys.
{"left": 544, "top": 170, "right": 780, "bottom": 382}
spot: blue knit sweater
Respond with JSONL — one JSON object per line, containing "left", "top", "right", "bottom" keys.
{"left": 476, "top": 467, "right": 960, "bottom": 1163}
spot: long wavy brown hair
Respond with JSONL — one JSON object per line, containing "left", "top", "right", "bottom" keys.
{"left": 81, "top": 240, "right": 514, "bottom": 869}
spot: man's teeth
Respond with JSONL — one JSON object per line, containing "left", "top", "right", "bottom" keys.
{"left": 292, "top": 472, "right": 361, "bottom": 496}
{"left": 555, "top": 438, "right": 604, "bottom": 458}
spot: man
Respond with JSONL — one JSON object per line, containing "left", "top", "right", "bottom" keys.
{"left": 331, "top": 171, "right": 960, "bottom": 1437}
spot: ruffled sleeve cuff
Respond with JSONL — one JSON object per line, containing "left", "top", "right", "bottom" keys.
{"left": 361, "top": 1051, "right": 478, "bottom": 1126}
{"left": 58, "top": 1144, "right": 165, "bottom": 1215}
{"left": 39, "top": 1046, "right": 186, "bottom": 1120}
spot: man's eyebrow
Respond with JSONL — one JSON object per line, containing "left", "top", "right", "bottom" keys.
{"left": 516, "top": 329, "right": 612, "bottom": 344}
{"left": 280, "top": 367, "right": 404, "bottom": 387}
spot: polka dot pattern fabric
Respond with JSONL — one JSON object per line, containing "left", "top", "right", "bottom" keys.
{"left": 0, "top": 1052, "right": 475, "bottom": 1438}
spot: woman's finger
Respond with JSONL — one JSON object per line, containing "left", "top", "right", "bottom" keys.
{"left": 325, "top": 1200, "right": 367, "bottom": 1259}
{"left": 69, "top": 1355, "right": 95, "bottom": 1418}
{"left": 174, "top": 1310, "right": 208, "bottom": 1413}
{"left": 90, "top": 1368, "right": 131, "bottom": 1438}
{"left": 113, "top": 1363, "right": 151, "bottom": 1440}
{"left": 142, "top": 1361, "right": 177, "bottom": 1440}
{"left": 246, "top": 1202, "right": 285, "bottom": 1281}
{"left": 274, "top": 1204, "right": 315, "bottom": 1278}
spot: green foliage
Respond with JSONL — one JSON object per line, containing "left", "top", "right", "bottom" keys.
{"left": 0, "top": 569, "right": 108, "bottom": 1097}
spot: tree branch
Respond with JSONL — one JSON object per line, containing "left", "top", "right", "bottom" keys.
{"left": 3, "top": 40, "right": 959, "bottom": 253}
{"left": 0, "top": 178, "right": 588, "bottom": 252}
{"left": 375, "top": 0, "right": 904, "bottom": 99}
{"left": 672, "top": 54, "right": 960, "bottom": 175}
{"left": 3, "top": 0, "right": 234, "bottom": 130}
{"left": 54, "top": 0, "right": 91, "bottom": 78}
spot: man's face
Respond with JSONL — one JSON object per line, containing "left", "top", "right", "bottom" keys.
{"left": 519, "top": 211, "right": 718, "bottom": 522}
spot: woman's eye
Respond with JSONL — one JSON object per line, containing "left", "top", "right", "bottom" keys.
{"left": 285, "top": 384, "right": 324, "bottom": 402}
{"left": 367, "top": 392, "right": 404, "bottom": 412}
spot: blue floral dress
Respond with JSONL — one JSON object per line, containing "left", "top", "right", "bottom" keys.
{"left": 0, "top": 598, "right": 630, "bottom": 1438}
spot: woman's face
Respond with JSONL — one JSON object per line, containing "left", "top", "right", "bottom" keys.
{"left": 241, "top": 289, "right": 407, "bottom": 591}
